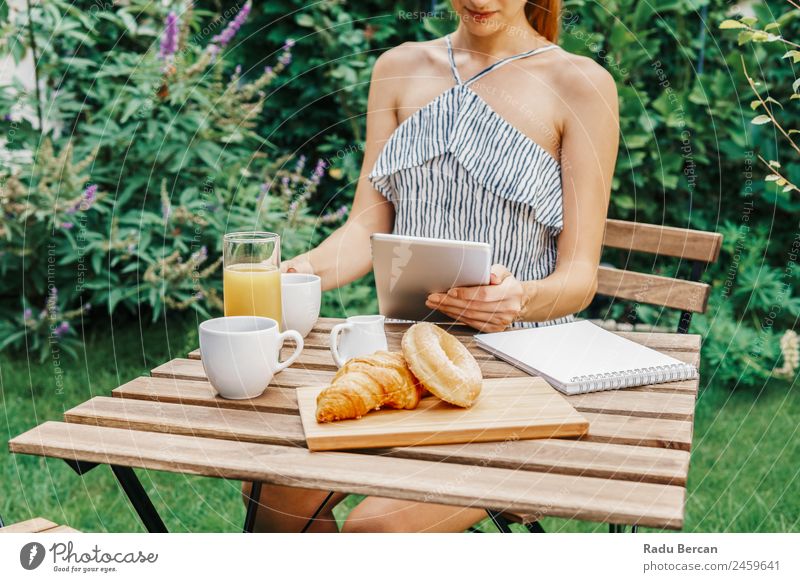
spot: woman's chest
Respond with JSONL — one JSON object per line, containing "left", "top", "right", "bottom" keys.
{"left": 395, "top": 71, "right": 563, "bottom": 162}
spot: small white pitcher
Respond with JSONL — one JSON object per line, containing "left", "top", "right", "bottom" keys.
{"left": 329, "top": 314, "right": 388, "bottom": 368}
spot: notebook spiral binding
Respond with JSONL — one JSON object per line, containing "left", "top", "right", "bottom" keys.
{"left": 568, "top": 362, "right": 697, "bottom": 394}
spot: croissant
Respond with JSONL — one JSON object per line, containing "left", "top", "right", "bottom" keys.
{"left": 315, "top": 351, "right": 425, "bottom": 422}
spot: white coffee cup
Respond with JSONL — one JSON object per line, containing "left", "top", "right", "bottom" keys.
{"left": 281, "top": 273, "right": 321, "bottom": 338}
{"left": 329, "top": 314, "right": 388, "bottom": 368}
{"left": 199, "top": 316, "right": 303, "bottom": 400}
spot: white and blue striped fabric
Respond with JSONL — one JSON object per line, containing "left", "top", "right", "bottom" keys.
{"left": 369, "top": 34, "right": 574, "bottom": 327}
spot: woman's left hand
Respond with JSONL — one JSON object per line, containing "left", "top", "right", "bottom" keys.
{"left": 426, "top": 264, "right": 525, "bottom": 332}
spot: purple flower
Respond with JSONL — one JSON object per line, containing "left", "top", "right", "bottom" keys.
{"left": 283, "top": 38, "right": 295, "bottom": 49}
{"left": 320, "top": 204, "right": 349, "bottom": 224}
{"left": 192, "top": 246, "right": 208, "bottom": 263}
{"left": 53, "top": 321, "right": 70, "bottom": 337}
{"left": 84, "top": 302, "right": 92, "bottom": 312}
{"left": 23, "top": 308, "right": 33, "bottom": 321}
{"left": 258, "top": 182, "right": 271, "bottom": 201}
{"left": 84, "top": 183, "right": 97, "bottom": 203}
{"left": 264, "top": 65, "right": 273, "bottom": 76}
{"left": 294, "top": 155, "right": 306, "bottom": 173}
{"left": 310, "top": 159, "right": 326, "bottom": 186}
{"left": 209, "top": 1, "right": 252, "bottom": 51}
{"left": 62, "top": 222, "right": 74, "bottom": 230}
{"left": 278, "top": 51, "right": 292, "bottom": 66}
{"left": 159, "top": 12, "right": 180, "bottom": 60}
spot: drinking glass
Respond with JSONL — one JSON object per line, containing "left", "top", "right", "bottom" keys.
{"left": 223, "top": 232, "right": 282, "bottom": 327}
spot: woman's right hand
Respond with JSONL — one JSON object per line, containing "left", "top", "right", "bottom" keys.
{"left": 281, "top": 253, "right": 315, "bottom": 274}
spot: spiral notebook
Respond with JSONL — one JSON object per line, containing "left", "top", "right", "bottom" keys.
{"left": 474, "top": 320, "right": 698, "bottom": 395}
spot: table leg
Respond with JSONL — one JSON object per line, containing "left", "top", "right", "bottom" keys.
{"left": 63, "top": 459, "right": 99, "bottom": 475}
{"left": 525, "top": 521, "right": 545, "bottom": 533}
{"left": 486, "top": 510, "right": 514, "bottom": 533}
{"left": 63, "top": 460, "right": 167, "bottom": 533}
{"left": 301, "top": 491, "right": 336, "bottom": 533}
{"left": 243, "top": 481, "right": 262, "bottom": 533}
{"left": 110, "top": 466, "right": 168, "bottom": 533}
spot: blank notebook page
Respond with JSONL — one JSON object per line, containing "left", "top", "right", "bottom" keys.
{"left": 475, "top": 320, "right": 697, "bottom": 394}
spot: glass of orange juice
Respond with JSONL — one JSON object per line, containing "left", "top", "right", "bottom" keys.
{"left": 223, "top": 232, "right": 282, "bottom": 327}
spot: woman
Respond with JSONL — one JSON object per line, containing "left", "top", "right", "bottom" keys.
{"left": 244, "top": 0, "right": 618, "bottom": 532}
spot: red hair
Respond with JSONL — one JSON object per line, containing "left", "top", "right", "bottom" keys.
{"left": 525, "top": 0, "right": 561, "bottom": 42}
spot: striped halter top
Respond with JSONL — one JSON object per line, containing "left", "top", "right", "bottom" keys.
{"left": 368, "top": 34, "right": 574, "bottom": 327}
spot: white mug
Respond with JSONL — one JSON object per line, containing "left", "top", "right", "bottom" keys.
{"left": 199, "top": 316, "right": 303, "bottom": 400}
{"left": 281, "top": 273, "right": 321, "bottom": 338}
{"left": 330, "top": 314, "right": 388, "bottom": 368}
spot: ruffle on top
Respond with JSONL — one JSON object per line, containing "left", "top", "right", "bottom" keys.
{"left": 368, "top": 84, "right": 564, "bottom": 233}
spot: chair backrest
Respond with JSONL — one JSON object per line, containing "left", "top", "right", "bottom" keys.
{"left": 596, "top": 219, "right": 723, "bottom": 333}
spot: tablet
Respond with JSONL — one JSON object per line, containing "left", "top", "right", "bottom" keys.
{"left": 371, "top": 233, "right": 492, "bottom": 322}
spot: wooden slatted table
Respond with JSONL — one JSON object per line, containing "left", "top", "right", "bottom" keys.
{"left": 8, "top": 318, "right": 701, "bottom": 532}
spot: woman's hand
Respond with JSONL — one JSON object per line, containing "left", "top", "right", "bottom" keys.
{"left": 425, "top": 264, "right": 526, "bottom": 332}
{"left": 281, "top": 253, "right": 315, "bottom": 274}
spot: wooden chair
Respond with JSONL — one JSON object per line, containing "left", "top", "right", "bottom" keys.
{"left": 0, "top": 515, "right": 80, "bottom": 533}
{"left": 493, "top": 219, "right": 722, "bottom": 533}
{"left": 594, "top": 218, "right": 723, "bottom": 334}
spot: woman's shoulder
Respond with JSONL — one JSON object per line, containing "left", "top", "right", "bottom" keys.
{"left": 371, "top": 38, "right": 448, "bottom": 81}
{"left": 545, "top": 48, "right": 617, "bottom": 102}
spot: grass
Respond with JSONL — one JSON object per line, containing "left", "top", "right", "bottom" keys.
{"left": 1, "top": 317, "right": 797, "bottom": 533}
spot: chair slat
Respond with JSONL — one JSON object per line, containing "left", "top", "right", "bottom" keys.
{"left": 604, "top": 219, "right": 722, "bottom": 263}
{"left": 597, "top": 266, "right": 711, "bottom": 313}
{"left": 9, "top": 421, "right": 686, "bottom": 529}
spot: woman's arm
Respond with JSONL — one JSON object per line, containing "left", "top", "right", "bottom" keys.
{"left": 519, "top": 60, "right": 619, "bottom": 321}
{"left": 283, "top": 53, "right": 400, "bottom": 292}
{"left": 427, "top": 59, "right": 619, "bottom": 331}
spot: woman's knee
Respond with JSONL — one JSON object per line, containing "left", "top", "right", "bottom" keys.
{"left": 341, "top": 500, "right": 407, "bottom": 533}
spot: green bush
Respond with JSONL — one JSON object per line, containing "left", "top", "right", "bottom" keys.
{"left": 0, "top": 1, "right": 347, "bottom": 359}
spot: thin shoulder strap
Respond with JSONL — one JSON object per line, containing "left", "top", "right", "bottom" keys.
{"left": 445, "top": 34, "right": 462, "bottom": 85}
{"left": 464, "top": 43, "right": 559, "bottom": 86}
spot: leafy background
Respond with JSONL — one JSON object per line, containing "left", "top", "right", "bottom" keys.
{"left": 0, "top": 0, "right": 798, "bottom": 532}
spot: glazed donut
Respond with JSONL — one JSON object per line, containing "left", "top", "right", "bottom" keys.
{"left": 401, "top": 322, "right": 482, "bottom": 407}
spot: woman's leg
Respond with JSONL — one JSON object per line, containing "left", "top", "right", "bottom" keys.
{"left": 241, "top": 482, "right": 347, "bottom": 532}
{"left": 341, "top": 496, "right": 486, "bottom": 533}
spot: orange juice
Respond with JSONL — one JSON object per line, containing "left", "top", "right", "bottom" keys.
{"left": 223, "top": 263, "right": 282, "bottom": 325}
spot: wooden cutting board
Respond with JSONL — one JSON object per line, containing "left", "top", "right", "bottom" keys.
{"left": 297, "top": 376, "right": 589, "bottom": 451}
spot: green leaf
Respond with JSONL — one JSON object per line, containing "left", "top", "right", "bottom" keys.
{"left": 120, "top": 99, "right": 143, "bottom": 124}
{"left": 751, "top": 115, "right": 772, "bottom": 125}
{"left": 295, "top": 14, "right": 315, "bottom": 28}
{"left": 720, "top": 19, "right": 747, "bottom": 29}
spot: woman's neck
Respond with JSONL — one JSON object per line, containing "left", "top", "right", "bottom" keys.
{"left": 451, "top": 22, "right": 550, "bottom": 62}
